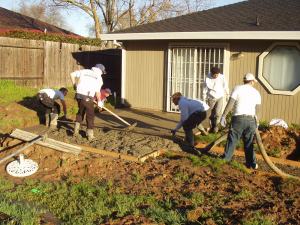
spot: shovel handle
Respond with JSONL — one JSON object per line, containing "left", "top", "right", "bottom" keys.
{"left": 102, "top": 106, "right": 131, "bottom": 126}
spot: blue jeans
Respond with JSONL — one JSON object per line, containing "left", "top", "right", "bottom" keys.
{"left": 223, "top": 115, "right": 257, "bottom": 168}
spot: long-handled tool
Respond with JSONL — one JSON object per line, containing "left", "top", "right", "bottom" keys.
{"left": 101, "top": 106, "right": 137, "bottom": 131}
{"left": 93, "top": 100, "right": 137, "bottom": 130}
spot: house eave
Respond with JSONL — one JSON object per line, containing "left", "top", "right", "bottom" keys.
{"left": 101, "top": 31, "right": 300, "bottom": 41}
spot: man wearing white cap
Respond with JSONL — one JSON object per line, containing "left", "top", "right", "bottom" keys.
{"left": 70, "top": 64, "right": 107, "bottom": 140}
{"left": 220, "top": 73, "right": 261, "bottom": 169}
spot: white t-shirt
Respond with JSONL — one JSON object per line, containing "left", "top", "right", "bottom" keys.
{"left": 71, "top": 67, "right": 103, "bottom": 97}
{"left": 230, "top": 84, "right": 261, "bottom": 116}
{"left": 203, "top": 73, "right": 229, "bottom": 100}
{"left": 175, "top": 97, "right": 209, "bottom": 130}
{"left": 39, "top": 89, "right": 64, "bottom": 101}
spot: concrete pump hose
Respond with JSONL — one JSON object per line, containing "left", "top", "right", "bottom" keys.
{"left": 255, "top": 129, "right": 300, "bottom": 181}
{"left": 205, "top": 129, "right": 300, "bottom": 180}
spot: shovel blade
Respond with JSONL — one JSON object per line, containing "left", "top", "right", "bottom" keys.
{"left": 126, "top": 122, "right": 137, "bottom": 131}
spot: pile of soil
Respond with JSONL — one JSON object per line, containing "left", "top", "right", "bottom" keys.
{"left": 259, "top": 126, "right": 300, "bottom": 160}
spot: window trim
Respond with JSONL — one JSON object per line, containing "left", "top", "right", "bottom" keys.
{"left": 258, "top": 42, "right": 300, "bottom": 95}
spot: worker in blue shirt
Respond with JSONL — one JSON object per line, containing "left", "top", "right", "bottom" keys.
{"left": 171, "top": 92, "right": 209, "bottom": 147}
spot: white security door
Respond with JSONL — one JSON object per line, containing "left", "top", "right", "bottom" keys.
{"left": 167, "top": 46, "right": 225, "bottom": 112}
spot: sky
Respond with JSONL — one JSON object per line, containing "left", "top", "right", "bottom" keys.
{"left": 0, "top": 0, "right": 244, "bottom": 37}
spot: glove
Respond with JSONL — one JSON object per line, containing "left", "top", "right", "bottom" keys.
{"left": 220, "top": 116, "right": 227, "bottom": 128}
{"left": 97, "top": 101, "right": 104, "bottom": 109}
{"left": 171, "top": 129, "right": 176, "bottom": 136}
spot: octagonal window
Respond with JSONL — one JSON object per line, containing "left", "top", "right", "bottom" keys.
{"left": 258, "top": 43, "right": 300, "bottom": 95}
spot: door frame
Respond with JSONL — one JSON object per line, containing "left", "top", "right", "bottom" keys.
{"left": 166, "top": 42, "right": 230, "bottom": 112}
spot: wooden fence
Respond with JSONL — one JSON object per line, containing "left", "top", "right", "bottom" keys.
{"left": 0, "top": 37, "right": 104, "bottom": 88}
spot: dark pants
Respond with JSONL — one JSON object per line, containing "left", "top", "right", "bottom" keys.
{"left": 75, "top": 96, "right": 95, "bottom": 129}
{"left": 183, "top": 111, "right": 207, "bottom": 146}
{"left": 38, "top": 93, "right": 61, "bottom": 114}
{"left": 223, "top": 115, "right": 257, "bottom": 168}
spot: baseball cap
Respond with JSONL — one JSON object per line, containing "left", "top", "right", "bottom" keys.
{"left": 244, "top": 73, "right": 257, "bottom": 82}
{"left": 102, "top": 88, "right": 112, "bottom": 95}
{"left": 94, "top": 64, "right": 106, "bottom": 74}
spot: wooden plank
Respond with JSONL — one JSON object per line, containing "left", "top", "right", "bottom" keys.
{"left": 10, "top": 129, "right": 81, "bottom": 155}
{"left": 138, "top": 149, "right": 162, "bottom": 162}
{"left": 81, "top": 145, "right": 141, "bottom": 162}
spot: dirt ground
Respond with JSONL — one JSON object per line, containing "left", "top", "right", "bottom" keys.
{"left": 1, "top": 102, "right": 300, "bottom": 224}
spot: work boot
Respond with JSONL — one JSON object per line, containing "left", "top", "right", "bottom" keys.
{"left": 73, "top": 122, "right": 80, "bottom": 136}
{"left": 86, "top": 129, "right": 94, "bottom": 141}
{"left": 45, "top": 114, "right": 50, "bottom": 127}
{"left": 50, "top": 113, "right": 58, "bottom": 128}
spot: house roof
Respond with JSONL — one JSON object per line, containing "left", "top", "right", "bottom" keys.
{"left": 101, "top": 0, "right": 300, "bottom": 41}
{"left": 0, "top": 7, "right": 78, "bottom": 36}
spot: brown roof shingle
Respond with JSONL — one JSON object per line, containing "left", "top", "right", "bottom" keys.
{"left": 0, "top": 6, "right": 78, "bottom": 35}
{"left": 113, "top": 0, "right": 300, "bottom": 33}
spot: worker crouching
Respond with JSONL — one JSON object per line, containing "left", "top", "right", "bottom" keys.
{"left": 171, "top": 92, "right": 209, "bottom": 149}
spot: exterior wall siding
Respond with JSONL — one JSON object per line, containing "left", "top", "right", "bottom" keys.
{"left": 229, "top": 40, "right": 300, "bottom": 124}
{"left": 124, "top": 40, "right": 300, "bottom": 124}
{"left": 125, "top": 41, "right": 167, "bottom": 110}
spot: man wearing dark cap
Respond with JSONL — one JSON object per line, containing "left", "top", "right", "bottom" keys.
{"left": 220, "top": 73, "right": 261, "bottom": 169}
{"left": 203, "top": 67, "right": 229, "bottom": 133}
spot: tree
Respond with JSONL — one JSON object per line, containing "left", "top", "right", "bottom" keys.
{"left": 50, "top": 0, "right": 214, "bottom": 38}
{"left": 17, "top": 1, "right": 69, "bottom": 30}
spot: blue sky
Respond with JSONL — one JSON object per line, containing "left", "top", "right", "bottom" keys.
{"left": 0, "top": 0, "right": 244, "bottom": 37}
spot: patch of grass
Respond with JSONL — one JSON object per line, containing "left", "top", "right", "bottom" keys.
{"left": 0, "top": 80, "right": 37, "bottom": 104}
{"left": 268, "top": 147, "right": 281, "bottom": 158}
{"left": 198, "top": 209, "right": 225, "bottom": 225}
{"left": 230, "top": 161, "right": 250, "bottom": 174}
{"left": 258, "top": 120, "right": 270, "bottom": 131}
{"left": 242, "top": 211, "right": 275, "bottom": 225}
{"left": 174, "top": 171, "right": 190, "bottom": 182}
{"left": 189, "top": 192, "right": 205, "bottom": 207}
{"left": 195, "top": 132, "right": 220, "bottom": 144}
{"left": 0, "top": 198, "right": 41, "bottom": 225}
{"left": 233, "top": 188, "right": 253, "bottom": 200}
{"left": 188, "top": 155, "right": 226, "bottom": 172}
{"left": 131, "top": 172, "right": 143, "bottom": 184}
{"left": 0, "top": 177, "right": 188, "bottom": 224}
{"left": 163, "top": 150, "right": 178, "bottom": 159}
{"left": 290, "top": 123, "right": 300, "bottom": 131}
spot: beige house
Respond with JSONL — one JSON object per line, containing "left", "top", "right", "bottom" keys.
{"left": 101, "top": 0, "right": 300, "bottom": 124}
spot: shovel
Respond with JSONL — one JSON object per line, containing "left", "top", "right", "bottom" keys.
{"left": 94, "top": 101, "right": 137, "bottom": 131}
{"left": 101, "top": 106, "right": 137, "bottom": 131}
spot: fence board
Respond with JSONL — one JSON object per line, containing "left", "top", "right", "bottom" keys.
{"left": 0, "top": 37, "right": 102, "bottom": 88}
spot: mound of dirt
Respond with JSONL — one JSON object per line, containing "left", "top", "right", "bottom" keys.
{"left": 259, "top": 126, "right": 300, "bottom": 160}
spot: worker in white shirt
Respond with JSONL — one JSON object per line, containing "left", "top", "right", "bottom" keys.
{"left": 37, "top": 87, "right": 68, "bottom": 128}
{"left": 171, "top": 92, "right": 209, "bottom": 148}
{"left": 220, "top": 73, "right": 261, "bottom": 169}
{"left": 203, "top": 67, "right": 229, "bottom": 133}
{"left": 70, "top": 64, "right": 107, "bottom": 141}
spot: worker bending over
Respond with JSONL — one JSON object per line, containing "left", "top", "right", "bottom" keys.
{"left": 70, "top": 64, "right": 107, "bottom": 141}
{"left": 37, "top": 87, "right": 68, "bottom": 128}
{"left": 171, "top": 92, "right": 209, "bottom": 148}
